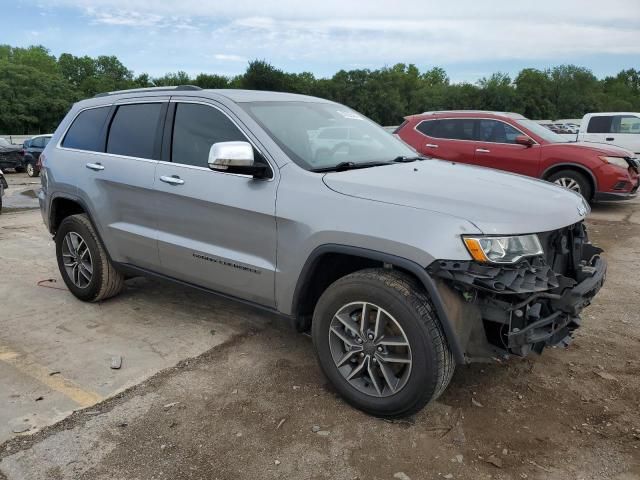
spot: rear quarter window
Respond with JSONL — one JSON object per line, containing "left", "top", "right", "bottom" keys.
{"left": 62, "top": 106, "right": 111, "bottom": 152}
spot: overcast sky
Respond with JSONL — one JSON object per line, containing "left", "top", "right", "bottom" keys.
{"left": 4, "top": 0, "right": 640, "bottom": 82}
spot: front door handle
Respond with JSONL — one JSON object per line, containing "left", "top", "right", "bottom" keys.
{"left": 160, "top": 175, "right": 185, "bottom": 186}
{"left": 605, "top": 137, "right": 614, "bottom": 141}
{"left": 476, "top": 148, "right": 491, "bottom": 153}
{"left": 425, "top": 143, "right": 439, "bottom": 148}
{"left": 86, "top": 163, "right": 104, "bottom": 171}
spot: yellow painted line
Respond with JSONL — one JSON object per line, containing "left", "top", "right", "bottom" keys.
{"left": 0, "top": 345, "right": 103, "bottom": 407}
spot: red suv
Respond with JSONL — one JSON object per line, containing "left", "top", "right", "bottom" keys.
{"left": 395, "top": 111, "right": 639, "bottom": 202}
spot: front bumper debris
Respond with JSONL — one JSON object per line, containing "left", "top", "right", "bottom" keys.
{"left": 428, "top": 222, "right": 606, "bottom": 360}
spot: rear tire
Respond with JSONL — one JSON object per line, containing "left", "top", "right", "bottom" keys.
{"left": 548, "top": 169, "right": 592, "bottom": 201}
{"left": 56, "top": 214, "right": 125, "bottom": 302}
{"left": 312, "top": 268, "right": 455, "bottom": 417}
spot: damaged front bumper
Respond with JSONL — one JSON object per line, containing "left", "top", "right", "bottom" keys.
{"left": 428, "top": 223, "right": 606, "bottom": 361}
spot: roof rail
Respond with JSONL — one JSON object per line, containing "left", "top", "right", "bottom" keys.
{"left": 420, "top": 110, "right": 524, "bottom": 118}
{"left": 94, "top": 85, "right": 202, "bottom": 98}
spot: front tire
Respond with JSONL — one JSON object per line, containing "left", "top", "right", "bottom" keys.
{"left": 56, "top": 214, "right": 125, "bottom": 302}
{"left": 548, "top": 169, "right": 592, "bottom": 200}
{"left": 312, "top": 269, "right": 455, "bottom": 417}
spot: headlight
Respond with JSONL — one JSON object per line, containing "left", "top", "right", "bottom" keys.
{"left": 600, "top": 156, "right": 629, "bottom": 169}
{"left": 463, "top": 234, "right": 543, "bottom": 264}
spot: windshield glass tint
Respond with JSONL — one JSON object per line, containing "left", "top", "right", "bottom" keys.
{"left": 240, "top": 101, "right": 416, "bottom": 170}
{"left": 516, "top": 119, "right": 570, "bottom": 143}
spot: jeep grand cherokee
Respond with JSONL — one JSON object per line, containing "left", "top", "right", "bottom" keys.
{"left": 39, "top": 86, "right": 606, "bottom": 417}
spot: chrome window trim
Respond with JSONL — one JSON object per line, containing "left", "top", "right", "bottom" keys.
{"left": 413, "top": 117, "right": 539, "bottom": 146}
{"left": 55, "top": 100, "right": 276, "bottom": 181}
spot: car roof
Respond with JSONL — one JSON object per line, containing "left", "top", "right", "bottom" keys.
{"left": 29, "top": 134, "right": 53, "bottom": 139}
{"left": 407, "top": 110, "right": 527, "bottom": 121}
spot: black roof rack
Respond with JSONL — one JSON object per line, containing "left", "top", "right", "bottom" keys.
{"left": 94, "top": 85, "right": 202, "bottom": 98}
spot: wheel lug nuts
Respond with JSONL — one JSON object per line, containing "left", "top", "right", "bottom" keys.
{"left": 368, "top": 334, "right": 374, "bottom": 340}
{"left": 359, "top": 353, "right": 364, "bottom": 358}
{"left": 373, "top": 358, "right": 377, "bottom": 363}
{"left": 357, "top": 338, "right": 363, "bottom": 344}
{"left": 377, "top": 346, "right": 383, "bottom": 352}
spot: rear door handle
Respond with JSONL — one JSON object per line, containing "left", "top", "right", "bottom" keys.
{"left": 86, "top": 163, "right": 104, "bottom": 171}
{"left": 425, "top": 143, "right": 439, "bottom": 148}
{"left": 605, "top": 137, "right": 614, "bottom": 141}
{"left": 476, "top": 148, "right": 491, "bottom": 153}
{"left": 160, "top": 175, "right": 185, "bottom": 186}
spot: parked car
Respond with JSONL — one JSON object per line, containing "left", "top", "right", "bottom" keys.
{"left": 570, "top": 112, "right": 640, "bottom": 154}
{"left": 21, "top": 134, "right": 52, "bottom": 177}
{"left": 395, "top": 111, "right": 639, "bottom": 202}
{"left": 0, "top": 168, "right": 7, "bottom": 213}
{"left": 0, "top": 138, "right": 24, "bottom": 172}
{"left": 40, "top": 87, "right": 606, "bottom": 417}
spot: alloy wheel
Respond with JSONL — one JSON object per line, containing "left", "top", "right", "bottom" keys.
{"left": 26, "top": 163, "right": 34, "bottom": 176}
{"left": 553, "top": 177, "right": 581, "bottom": 193}
{"left": 61, "top": 232, "right": 93, "bottom": 288}
{"left": 328, "top": 301, "right": 412, "bottom": 397}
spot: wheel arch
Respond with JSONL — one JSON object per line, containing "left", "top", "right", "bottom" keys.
{"left": 49, "top": 193, "right": 118, "bottom": 268}
{"left": 542, "top": 163, "right": 597, "bottom": 198}
{"left": 49, "top": 194, "right": 87, "bottom": 235}
{"left": 291, "top": 244, "right": 465, "bottom": 364}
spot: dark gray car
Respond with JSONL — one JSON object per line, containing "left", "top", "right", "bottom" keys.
{"left": 38, "top": 86, "right": 606, "bottom": 417}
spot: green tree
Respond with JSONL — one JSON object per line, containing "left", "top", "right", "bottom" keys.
{"left": 514, "top": 68, "right": 555, "bottom": 119}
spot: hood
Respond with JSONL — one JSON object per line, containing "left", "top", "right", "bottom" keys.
{"left": 323, "top": 160, "right": 588, "bottom": 235}
{"left": 549, "top": 141, "right": 634, "bottom": 157}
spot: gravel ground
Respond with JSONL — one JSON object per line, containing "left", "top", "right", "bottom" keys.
{"left": 0, "top": 191, "right": 639, "bottom": 480}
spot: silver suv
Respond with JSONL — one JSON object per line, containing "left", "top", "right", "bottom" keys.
{"left": 39, "top": 86, "right": 606, "bottom": 417}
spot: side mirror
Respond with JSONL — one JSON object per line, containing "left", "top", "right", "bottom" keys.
{"left": 515, "top": 135, "right": 534, "bottom": 147}
{"left": 208, "top": 141, "right": 268, "bottom": 178}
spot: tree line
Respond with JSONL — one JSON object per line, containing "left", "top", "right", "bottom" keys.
{"left": 1, "top": 45, "right": 638, "bottom": 134}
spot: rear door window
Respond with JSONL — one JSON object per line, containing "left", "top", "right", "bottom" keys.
{"left": 435, "top": 119, "right": 475, "bottom": 140}
{"left": 62, "top": 106, "right": 111, "bottom": 152}
{"left": 171, "top": 103, "right": 248, "bottom": 168}
{"left": 107, "top": 103, "right": 163, "bottom": 159}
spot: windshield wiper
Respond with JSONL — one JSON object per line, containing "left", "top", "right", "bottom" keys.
{"left": 311, "top": 161, "right": 391, "bottom": 172}
{"left": 392, "top": 156, "right": 423, "bottom": 163}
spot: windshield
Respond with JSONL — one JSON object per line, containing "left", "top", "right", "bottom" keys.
{"left": 516, "top": 119, "right": 571, "bottom": 143}
{"left": 240, "top": 101, "right": 416, "bottom": 171}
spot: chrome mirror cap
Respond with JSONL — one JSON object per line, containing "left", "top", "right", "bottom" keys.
{"left": 208, "top": 141, "right": 254, "bottom": 171}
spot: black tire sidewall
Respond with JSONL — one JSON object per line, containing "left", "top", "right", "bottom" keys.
{"left": 312, "top": 274, "right": 440, "bottom": 416}
{"left": 55, "top": 216, "right": 104, "bottom": 301}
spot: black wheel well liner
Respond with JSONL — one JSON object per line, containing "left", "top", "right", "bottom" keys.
{"left": 542, "top": 163, "right": 597, "bottom": 197}
{"left": 49, "top": 195, "right": 88, "bottom": 234}
{"left": 292, "top": 244, "right": 465, "bottom": 364}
